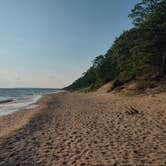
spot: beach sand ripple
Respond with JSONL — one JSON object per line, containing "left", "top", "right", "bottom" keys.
{"left": 0, "top": 92, "right": 166, "bottom": 165}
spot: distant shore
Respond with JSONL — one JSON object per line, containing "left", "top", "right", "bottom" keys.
{"left": 0, "top": 91, "right": 166, "bottom": 165}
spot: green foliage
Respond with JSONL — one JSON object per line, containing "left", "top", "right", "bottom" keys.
{"left": 65, "top": 66, "right": 97, "bottom": 91}
{"left": 111, "top": 79, "right": 124, "bottom": 90}
{"left": 65, "top": 0, "right": 166, "bottom": 91}
{"left": 129, "top": 0, "right": 165, "bottom": 26}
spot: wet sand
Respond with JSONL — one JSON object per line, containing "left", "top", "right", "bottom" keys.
{"left": 0, "top": 92, "right": 166, "bottom": 165}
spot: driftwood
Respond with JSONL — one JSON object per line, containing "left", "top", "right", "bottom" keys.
{"left": 126, "top": 105, "right": 143, "bottom": 115}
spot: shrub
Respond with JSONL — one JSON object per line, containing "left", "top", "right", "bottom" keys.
{"left": 111, "top": 79, "right": 124, "bottom": 90}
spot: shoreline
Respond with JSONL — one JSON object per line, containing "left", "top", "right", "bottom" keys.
{"left": 0, "top": 89, "right": 61, "bottom": 117}
{"left": 0, "top": 91, "right": 165, "bottom": 165}
{"left": 0, "top": 95, "right": 41, "bottom": 117}
{"left": 0, "top": 93, "right": 58, "bottom": 138}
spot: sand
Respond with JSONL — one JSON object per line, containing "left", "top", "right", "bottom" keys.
{"left": 0, "top": 92, "right": 166, "bottom": 165}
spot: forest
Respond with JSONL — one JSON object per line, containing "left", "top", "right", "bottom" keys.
{"left": 65, "top": 0, "right": 166, "bottom": 91}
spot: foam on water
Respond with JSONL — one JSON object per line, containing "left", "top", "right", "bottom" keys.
{"left": 0, "top": 95, "right": 41, "bottom": 116}
{"left": 0, "top": 88, "right": 59, "bottom": 116}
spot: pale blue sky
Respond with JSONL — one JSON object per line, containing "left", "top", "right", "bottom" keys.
{"left": 0, "top": 0, "right": 140, "bottom": 88}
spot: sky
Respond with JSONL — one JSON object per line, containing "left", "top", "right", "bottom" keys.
{"left": 0, "top": 0, "right": 140, "bottom": 88}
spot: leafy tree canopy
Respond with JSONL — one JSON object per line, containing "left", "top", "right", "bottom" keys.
{"left": 65, "top": 0, "right": 166, "bottom": 91}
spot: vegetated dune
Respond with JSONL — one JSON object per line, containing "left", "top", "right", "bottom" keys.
{"left": 0, "top": 91, "right": 166, "bottom": 165}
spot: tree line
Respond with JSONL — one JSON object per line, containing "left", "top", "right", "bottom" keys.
{"left": 65, "top": 0, "right": 166, "bottom": 91}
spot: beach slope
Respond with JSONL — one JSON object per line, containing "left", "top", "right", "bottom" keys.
{"left": 0, "top": 92, "right": 166, "bottom": 165}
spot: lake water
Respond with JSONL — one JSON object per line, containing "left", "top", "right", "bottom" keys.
{"left": 0, "top": 88, "right": 60, "bottom": 116}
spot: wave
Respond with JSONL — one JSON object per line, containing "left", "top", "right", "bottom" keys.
{"left": 0, "top": 88, "right": 60, "bottom": 116}
{"left": 0, "top": 99, "right": 14, "bottom": 104}
{"left": 0, "top": 95, "right": 41, "bottom": 116}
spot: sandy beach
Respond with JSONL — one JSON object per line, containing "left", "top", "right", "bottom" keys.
{"left": 0, "top": 91, "right": 166, "bottom": 165}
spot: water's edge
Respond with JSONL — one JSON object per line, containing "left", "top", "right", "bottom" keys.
{"left": 0, "top": 89, "right": 61, "bottom": 116}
